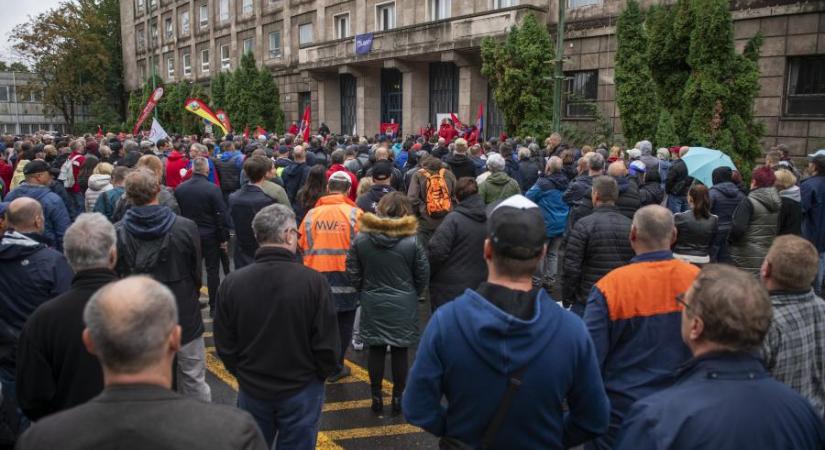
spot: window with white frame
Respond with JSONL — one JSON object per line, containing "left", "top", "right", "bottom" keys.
{"left": 268, "top": 31, "right": 281, "bottom": 58}
{"left": 182, "top": 52, "right": 192, "bottom": 76}
{"left": 219, "top": 0, "right": 230, "bottom": 21}
{"left": 150, "top": 21, "right": 158, "bottom": 44}
{"left": 568, "top": 0, "right": 600, "bottom": 8}
{"left": 243, "top": 38, "right": 253, "bottom": 55}
{"left": 167, "top": 57, "right": 175, "bottom": 79}
{"left": 496, "top": 0, "right": 517, "bottom": 7}
{"left": 137, "top": 28, "right": 145, "bottom": 50}
{"left": 0, "top": 86, "right": 9, "bottom": 102}
{"left": 199, "top": 3, "right": 208, "bottom": 26}
{"left": 137, "top": 0, "right": 145, "bottom": 12}
{"left": 165, "top": 17, "right": 173, "bottom": 39}
{"left": 242, "top": 0, "right": 253, "bottom": 15}
{"left": 298, "top": 23, "right": 313, "bottom": 45}
{"left": 431, "top": 0, "right": 450, "bottom": 20}
{"left": 180, "top": 11, "right": 190, "bottom": 35}
{"left": 334, "top": 13, "right": 350, "bottom": 39}
{"left": 201, "top": 49, "right": 210, "bottom": 72}
{"left": 220, "top": 44, "right": 230, "bottom": 70}
{"left": 376, "top": 2, "right": 395, "bottom": 31}
{"left": 149, "top": 0, "right": 157, "bottom": 9}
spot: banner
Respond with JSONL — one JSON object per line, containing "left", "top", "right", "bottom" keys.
{"left": 184, "top": 98, "right": 228, "bottom": 135}
{"left": 355, "top": 33, "right": 374, "bottom": 56}
{"left": 380, "top": 122, "right": 399, "bottom": 138}
{"left": 148, "top": 117, "right": 169, "bottom": 144}
{"left": 216, "top": 109, "right": 232, "bottom": 134}
{"left": 132, "top": 87, "right": 164, "bottom": 135}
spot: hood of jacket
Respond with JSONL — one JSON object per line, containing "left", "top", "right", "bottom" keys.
{"left": 445, "top": 153, "right": 472, "bottom": 166}
{"left": 88, "top": 174, "right": 112, "bottom": 191}
{"left": 615, "top": 175, "right": 631, "bottom": 194}
{"left": 282, "top": 161, "right": 305, "bottom": 177}
{"left": 540, "top": 172, "right": 570, "bottom": 191}
{"left": 452, "top": 289, "right": 564, "bottom": 373}
{"left": 710, "top": 181, "right": 741, "bottom": 198}
{"left": 749, "top": 187, "right": 782, "bottom": 213}
{"left": 123, "top": 205, "right": 176, "bottom": 240}
{"left": 11, "top": 183, "right": 53, "bottom": 202}
{"left": 779, "top": 185, "right": 801, "bottom": 202}
{"left": 454, "top": 194, "right": 487, "bottom": 223}
{"left": 219, "top": 150, "right": 241, "bottom": 162}
{"left": 359, "top": 213, "right": 418, "bottom": 248}
{"left": 486, "top": 171, "right": 513, "bottom": 186}
{"left": 0, "top": 230, "right": 48, "bottom": 260}
{"left": 166, "top": 150, "right": 184, "bottom": 162}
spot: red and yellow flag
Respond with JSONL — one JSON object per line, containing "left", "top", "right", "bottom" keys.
{"left": 184, "top": 98, "right": 228, "bottom": 135}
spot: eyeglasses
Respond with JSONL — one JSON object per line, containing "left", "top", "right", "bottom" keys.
{"left": 675, "top": 292, "right": 691, "bottom": 311}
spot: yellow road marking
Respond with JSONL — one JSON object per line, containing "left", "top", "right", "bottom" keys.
{"left": 200, "top": 287, "right": 208, "bottom": 294}
{"left": 344, "top": 359, "right": 394, "bottom": 396}
{"left": 322, "top": 399, "right": 374, "bottom": 412}
{"left": 203, "top": 331, "right": 213, "bottom": 338}
{"left": 323, "top": 424, "right": 422, "bottom": 441}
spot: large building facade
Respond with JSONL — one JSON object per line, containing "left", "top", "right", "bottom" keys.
{"left": 0, "top": 71, "right": 93, "bottom": 135}
{"left": 120, "top": 0, "right": 825, "bottom": 157}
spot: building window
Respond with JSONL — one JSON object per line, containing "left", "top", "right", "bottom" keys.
{"left": 564, "top": 70, "right": 598, "bottom": 117}
{"left": 165, "top": 17, "right": 173, "bottom": 39}
{"left": 199, "top": 3, "right": 208, "bottom": 27}
{"left": 785, "top": 55, "right": 825, "bottom": 117}
{"left": 219, "top": 0, "right": 230, "bottom": 21}
{"left": 167, "top": 57, "right": 175, "bottom": 79}
{"left": 137, "top": 28, "right": 146, "bottom": 50}
{"left": 496, "top": 0, "right": 517, "bottom": 7}
{"left": 242, "top": 0, "right": 253, "bottom": 15}
{"left": 243, "top": 38, "right": 254, "bottom": 55}
{"left": 150, "top": 21, "right": 158, "bottom": 44}
{"left": 220, "top": 44, "right": 231, "bottom": 70}
{"left": 149, "top": 0, "right": 157, "bottom": 9}
{"left": 569, "top": 0, "right": 600, "bottom": 8}
{"left": 136, "top": 0, "right": 145, "bottom": 12}
{"left": 0, "top": 86, "right": 9, "bottom": 102}
{"left": 201, "top": 49, "right": 210, "bottom": 72}
{"left": 431, "top": 0, "right": 450, "bottom": 20}
{"left": 376, "top": 2, "right": 395, "bottom": 31}
{"left": 183, "top": 53, "right": 192, "bottom": 76}
{"left": 268, "top": 31, "right": 281, "bottom": 58}
{"left": 180, "top": 11, "right": 190, "bottom": 35}
{"left": 27, "top": 90, "right": 41, "bottom": 102}
{"left": 334, "top": 13, "right": 350, "bottom": 39}
{"left": 299, "top": 23, "right": 313, "bottom": 46}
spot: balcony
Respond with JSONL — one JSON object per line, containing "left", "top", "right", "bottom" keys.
{"left": 298, "top": 4, "right": 547, "bottom": 70}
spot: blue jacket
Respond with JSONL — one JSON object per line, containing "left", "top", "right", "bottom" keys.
{"left": 801, "top": 175, "right": 825, "bottom": 252}
{"left": 615, "top": 351, "right": 825, "bottom": 450}
{"left": 526, "top": 172, "right": 570, "bottom": 238}
{"left": 0, "top": 231, "right": 73, "bottom": 372}
{"left": 709, "top": 181, "right": 745, "bottom": 230}
{"left": 584, "top": 251, "right": 699, "bottom": 450}
{"left": 404, "top": 289, "right": 609, "bottom": 450}
{"left": 6, "top": 183, "right": 72, "bottom": 251}
{"left": 281, "top": 161, "right": 310, "bottom": 206}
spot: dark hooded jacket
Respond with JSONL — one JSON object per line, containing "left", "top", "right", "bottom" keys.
{"left": 355, "top": 184, "right": 394, "bottom": 214}
{"left": 214, "top": 151, "right": 243, "bottom": 194}
{"left": 4, "top": 183, "right": 72, "bottom": 251}
{"left": 518, "top": 158, "right": 542, "bottom": 194}
{"left": 729, "top": 187, "right": 782, "bottom": 275}
{"left": 569, "top": 176, "right": 641, "bottom": 227}
{"left": 444, "top": 153, "right": 477, "bottom": 180}
{"left": 639, "top": 170, "right": 665, "bottom": 207}
{"left": 115, "top": 206, "right": 203, "bottom": 345}
{"left": 778, "top": 186, "right": 802, "bottom": 236}
{"left": 281, "top": 161, "right": 311, "bottom": 206}
{"left": 346, "top": 214, "right": 429, "bottom": 348}
{"left": 0, "top": 231, "right": 73, "bottom": 373}
{"left": 427, "top": 194, "right": 488, "bottom": 309}
{"left": 709, "top": 168, "right": 746, "bottom": 231}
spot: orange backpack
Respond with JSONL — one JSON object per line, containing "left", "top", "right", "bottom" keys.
{"left": 420, "top": 168, "right": 452, "bottom": 218}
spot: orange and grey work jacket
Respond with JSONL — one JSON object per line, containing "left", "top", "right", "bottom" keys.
{"left": 300, "top": 193, "right": 363, "bottom": 311}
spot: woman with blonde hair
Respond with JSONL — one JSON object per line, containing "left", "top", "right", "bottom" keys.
{"left": 84, "top": 162, "right": 114, "bottom": 212}
{"left": 775, "top": 168, "right": 801, "bottom": 236}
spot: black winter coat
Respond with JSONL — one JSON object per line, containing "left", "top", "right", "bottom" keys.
{"left": 666, "top": 159, "right": 693, "bottom": 197}
{"left": 426, "top": 194, "right": 488, "bottom": 309}
{"left": 778, "top": 187, "right": 802, "bottom": 236}
{"left": 518, "top": 159, "right": 542, "bottom": 193}
{"left": 228, "top": 185, "right": 276, "bottom": 259}
{"left": 569, "top": 176, "right": 641, "bottom": 227}
{"left": 710, "top": 182, "right": 745, "bottom": 231}
{"left": 444, "top": 153, "right": 478, "bottom": 180}
{"left": 562, "top": 206, "right": 634, "bottom": 305}
{"left": 356, "top": 185, "right": 394, "bottom": 214}
{"left": 281, "top": 161, "right": 310, "bottom": 206}
{"left": 673, "top": 211, "right": 719, "bottom": 258}
{"left": 346, "top": 214, "right": 429, "bottom": 347}
{"left": 174, "top": 174, "right": 231, "bottom": 241}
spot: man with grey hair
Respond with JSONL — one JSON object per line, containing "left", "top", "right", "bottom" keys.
{"left": 478, "top": 153, "right": 520, "bottom": 205}
{"left": 583, "top": 205, "right": 700, "bottom": 450}
{"left": 216, "top": 205, "right": 339, "bottom": 449}
{"left": 16, "top": 213, "right": 118, "bottom": 421}
{"left": 636, "top": 140, "right": 659, "bottom": 172}
{"left": 115, "top": 169, "right": 210, "bottom": 402}
{"left": 183, "top": 142, "right": 219, "bottom": 186}
{"left": 571, "top": 161, "right": 642, "bottom": 224}
{"left": 615, "top": 264, "right": 825, "bottom": 450}
{"left": 17, "top": 276, "right": 268, "bottom": 450}
{"left": 563, "top": 151, "right": 604, "bottom": 209}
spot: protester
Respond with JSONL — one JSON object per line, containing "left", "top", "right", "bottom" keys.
{"left": 571, "top": 161, "right": 641, "bottom": 224}
{"left": 229, "top": 156, "right": 278, "bottom": 269}
{"left": 367, "top": 147, "right": 405, "bottom": 192}
{"left": 325, "top": 149, "right": 359, "bottom": 201}
{"left": 638, "top": 164, "right": 664, "bottom": 207}
{"left": 164, "top": 144, "right": 188, "bottom": 190}
{"left": 346, "top": 193, "right": 429, "bottom": 414}
{"left": 802, "top": 151, "right": 825, "bottom": 295}
{"left": 114, "top": 169, "right": 210, "bottom": 402}
{"left": 83, "top": 162, "right": 113, "bottom": 212}
{"left": 16, "top": 213, "right": 117, "bottom": 421}
{"left": 215, "top": 204, "right": 339, "bottom": 449}
{"left": 404, "top": 195, "right": 610, "bottom": 449}
{"left": 665, "top": 146, "right": 693, "bottom": 213}
{"left": 774, "top": 168, "right": 802, "bottom": 236}
{"left": 214, "top": 141, "right": 243, "bottom": 203}
{"left": 444, "top": 138, "right": 476, "bottom": 179}
{"left": 407, "top": 155, "right": 456, "bottom": 243}
{"left": 760, "top": 235, "right": 825, "bottom": 417}
{"left": 729, "top": 166, "right": 781, "bottom": 275}
{"left": 92, "top": 166, "right": 128, "bottom": 222}
{"left": 673, "top": 185, "right": 718, "bottom": 264}
{"left": 281, "top": 145, "right": 311, "bottom": 207}
{"left": 584, "top": 205, "right": 699, "bottom": 449}
{"left": 63, "top": 139, "right": 87, "bottom": 213}
{"left": 300, "top": 171, "right": 363, "bottom": 382}
{"left": 295, "top": 164, "right": 327, "bottom": 223}
{"left": 563, "top": 152, "right": 603, "bottom": 208}
{"left": 478, "top": 153, "right": 520, "bottom": 205}
{"left": 356, "top": 161, "right": 394, "bottom": 214}
{"left": 526, "top": 156, "right": 570, "bottom": 289}
{"left": 174, "top": 157, "right": 231, "bottom": 316}
{"left": 709, "top": 166, "right": 746, "bottom": 262}
{"left": 16, "top": 277, "right": 268, "bottom": 450}
{"left": 4, "top": 160, "right": 72, "bottom": 250}
{"left": 112, "top": 155, "right": 180, "bottom": 221}
{"left": 562, "top": 176, "right": 634, "bottom": 315}
{"left": 614, "top": 264, "right": 825, "bottom": 450}
{"left": 517, "top": 147, "right": 541, "bottom": 193}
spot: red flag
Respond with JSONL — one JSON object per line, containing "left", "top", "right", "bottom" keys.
{"left": 216, "top": 109, "right": 232, "bottom": 134}
{"left": 255, "top": 126, "right": 266, "bottom": 138}
{"left": 133, "top": 87, "right": 164, "bottom": 135}
{"left": 299, "top": 106, "right": 311, "bottom": 142}
{"left": 450, "top": 112, "right": 464, "bottom": 131}
{"left": 96, "top": 125, "right": 103, "bottom": 138}
{"left": 243, "top": 127, "right": 250, "bottom": 139}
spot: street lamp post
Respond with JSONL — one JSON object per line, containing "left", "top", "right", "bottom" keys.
{"left": 551, "top": 0, "right": 567, "bottom": 134}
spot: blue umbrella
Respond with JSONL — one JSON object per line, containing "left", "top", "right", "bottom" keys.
{"left": 681, "top": 147, "right": 737, "bottom": 187}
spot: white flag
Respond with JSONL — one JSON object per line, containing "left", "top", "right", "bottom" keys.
{"left": 352, "top": 121, "right": 357, "bottom": 136}
{"left": 148, "top": 117, "right": 169, "bottom": 144}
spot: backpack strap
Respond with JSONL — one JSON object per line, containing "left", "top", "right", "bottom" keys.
{"left": 480, "top": 365, "right": 529, "bottom": 450}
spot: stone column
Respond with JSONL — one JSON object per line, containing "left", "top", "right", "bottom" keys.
{"left": 387, "top": 59, "right": 430, "bottom": 134}
{"left": 346, "top": 65, "right": 379, "bottom": 137}
{"left": 458, "top": 64, "right": 486, "bottom": 127}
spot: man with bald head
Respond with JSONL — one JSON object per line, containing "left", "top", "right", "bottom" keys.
{"left": 583, "top": 205, "right": 700, "bottom": 450}
{"left": 4, "top": 160, "right": 72, "bottom": 250}
{"left": 0, "top": 198, "right": 73, "bottom": 437}
{"left": 281, "top": 144, "right": 311, "bottom": 207}
{"left": 570, "top": 160, "right": 641, "bottom": 226}
{"left": 16, "top": 276, "right": 267, "bottom": 450}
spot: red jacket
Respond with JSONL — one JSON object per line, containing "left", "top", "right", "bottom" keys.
{"left": 0, "top": 160, "right": 12, "bottom": 195}
{"left": 165, "top": 151, "right": 188, "bottom": 189}
{"left": 325, "top": 164, "right": 359, "bottom": 201}
{"left": 288, "top": 124, "right": 299, "bottom": 135}
{"left": 67, "top": 152, "right": 86, "bottom": 193}
{"left": 438, "top": 124, "right": 458, "bottom": 142}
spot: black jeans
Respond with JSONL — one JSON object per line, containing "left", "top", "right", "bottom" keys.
{"left": 337, "top": 310, "right": 356, "bottom": 372}
{"left": 201, "top": 235, "right": 222, "bottom": 311}
{"left": 367, "top": 346, "right": 408, "bottom": 398}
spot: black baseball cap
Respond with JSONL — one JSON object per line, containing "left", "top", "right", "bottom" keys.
{"left": 372, "top": 160, "right": 393, "bottom": 181}
{"left": 487, "top": 195, "right": 546, "bottom": 260}
{"left": 23, "top": 160, "right": 51, "bottom": 176}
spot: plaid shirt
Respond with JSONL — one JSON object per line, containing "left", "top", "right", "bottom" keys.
{"left": 762, "top": 290, "right": 825, "bottom": 418}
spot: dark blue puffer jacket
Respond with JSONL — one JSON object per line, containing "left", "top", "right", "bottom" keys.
{"left": 5, "top": 183, "right": 72, "bottom": 251}
{"left": 709, "top": 181, "right": 745, "bottom": 230}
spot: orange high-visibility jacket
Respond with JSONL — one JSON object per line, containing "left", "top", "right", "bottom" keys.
{"left": 300, "top": 193, "right": 363, "bottom": 273}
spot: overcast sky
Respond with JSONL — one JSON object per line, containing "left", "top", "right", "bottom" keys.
{"left": 0, "top": 0, "right": 63, "bottom": 63}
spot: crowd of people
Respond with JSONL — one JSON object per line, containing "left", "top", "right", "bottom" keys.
{"left": 0, "top": 126, "right": 823, "bottom": 449}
